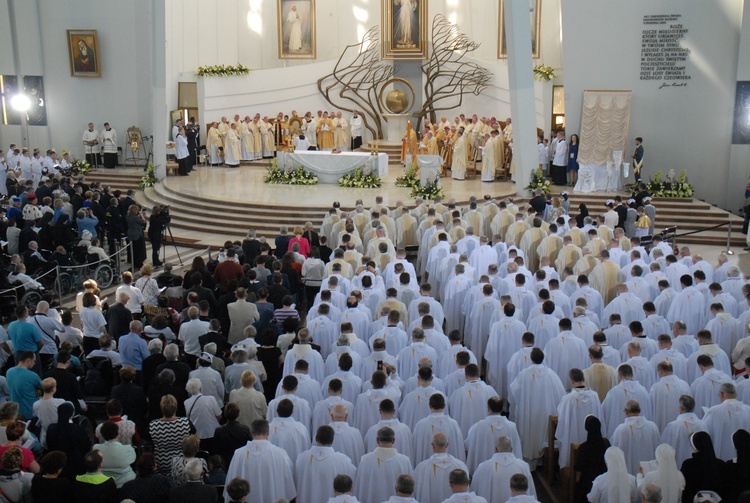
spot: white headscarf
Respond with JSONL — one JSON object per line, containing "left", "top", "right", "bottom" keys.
{"left": 605, "top": 446, "right": 633, "bottom": 503}
{"left": 642, "top": 444, "right": 685, "bottom": 503}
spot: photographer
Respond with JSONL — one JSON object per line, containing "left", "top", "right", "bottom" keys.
{"left": 125, "top": 204, "right": 147, "bottom": 270}
{"left": 148, "top": 205, "right": 171, "bottom": 267}
{"left": 75, "top": 207, "right": 99, "bottom": 238}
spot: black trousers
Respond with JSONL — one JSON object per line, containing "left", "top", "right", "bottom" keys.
{"left": 552, "top": 164, "right": 567, "bottom": 185}
{"left": 351, "top": 137, "right": 362, "bottom": 150}
{"left": 150, "top": 234, "right": 163, "bottom": 265}
{"left": 177, "top": 157, "right": 188, "bottom": 176}
{"left": 85, "top": 153, "right": 100, "bottom": 167}
{"left": 103, "top": 152, "right": 117, "bottom": 169}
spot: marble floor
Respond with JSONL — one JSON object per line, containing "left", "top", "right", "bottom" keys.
{"left": 163, "top": 162, "right": 519, "bottom": 207}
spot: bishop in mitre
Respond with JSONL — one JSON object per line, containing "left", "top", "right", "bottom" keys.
{"left": 401, "top": 121, "right": 418, "bottom": 164}
{"left": 451, "top": 127, "right": 468, "bottom": 180}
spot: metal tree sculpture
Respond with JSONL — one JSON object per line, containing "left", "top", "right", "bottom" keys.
{"left": 419, "top": 15, "right": 492, "bottom": 127}
{"left": 317, "top": 26, "right": 395, "bottom": 140}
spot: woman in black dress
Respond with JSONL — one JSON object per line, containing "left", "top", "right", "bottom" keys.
{"left": 724, "top": 429, "right": 750, "bottom": 503}
{"left": 575, "top": 203, "right": 589, "bottom": 228}
{"left": 255, "top": 327, "right": 283, "bottom": 402}
{"left": 680, "top": 431, "right": 726, "bottom": 503}
{"left": 574, "top": 415, "right": 610, "bottom": 503}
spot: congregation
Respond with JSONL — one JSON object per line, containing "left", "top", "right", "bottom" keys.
{"left": 0, "top": 185, "right": 748, "bottom": 503}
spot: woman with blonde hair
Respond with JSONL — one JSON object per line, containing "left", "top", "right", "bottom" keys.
{"left": 135, "top": 264, "right": 160, "bottom": 306}
{"left": 148, "top": 394, "right": 192, "bottom": 475}
{"left": 171, "top": 434, "right": 208, "bottom": 485}
{"left": 287, "top": 225, "right": 310, "bottom": 258}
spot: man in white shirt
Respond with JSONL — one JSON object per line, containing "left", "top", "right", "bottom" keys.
{"left": 178, "top": 306, "right": 210, "bottom": 366}
{"left": 115, "top": 272, "right": 144, "bottom": 314}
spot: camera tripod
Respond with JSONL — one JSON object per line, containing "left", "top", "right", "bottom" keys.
{"left": 160, "top": 224, "right": 183, "bottom": 266}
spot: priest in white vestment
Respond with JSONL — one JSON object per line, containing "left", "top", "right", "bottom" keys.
{"left": 704, "top": 303, "right": 741, "bottom": 357}
{"left": 649, "top": 334, "right": 689, "bottom": 382}
{"left": 601, "top": 364, "right": 652, "bottom": 438}
{"left": 443, "top": 469, "right": 488, "bottom": 503}
{"left": 660, "top": 395, "right": 706, "bottom": 467}
{"left": 364, "top": 398, "right": 414, "bottom": 465}
{"left": 283, "top": 330, "right": 326, "bottom": 382}
{"left": 224, "top": 123, "right": 242, "bottom": 166}
{"left": 465, "top": 284, "right": 502, "bottom": 365}
{"left": 555, "top": 368, "right": 603, "bottom": 468}
{"left": 686, "top": 331, "right": 732, "bottom": 382}
{"left": 443, "top": 264, "right": 475, "bottom": 336}
{"left": 509, "top": 348, "right": 566, "bottom": 467}
{"left": 329, "top": 404, "right": 366, "bottom": 467}
{"left": 313, "top": 379, "right": 354, "bottom": 434}
{"left": 480, "top": 133, "right": 496, "bottom": 181}
{"left": 451, "top": 128, "right": 468, "bottom": 180}
{"left": 603, "top": 284, "right": 647, "bottom": 329}
{"left": 589, "top": 250, "right": 621, "bottom": 305}
{"left": 448, "top": 364, "right": 499, "bottom": 439}
{"left": 353, "top": 371, "right": 401, "bottom": 434}
{"left": 354, "top": 426, "right": 414, "bottom": 503}
{"left": 690, "top": 354, "right": 733, "bottom": 416}
{"left": 667, "top": 275, "right": 707, "bottom": 335}
{"left": 468, "top": 237, "right": 498, "bottom": 278}
{"left": 267, "top": 375, "right": 313, "bottom": 432}
{"left": 701, "top": 382, "right": 750, "bottom": 460}
{"left": 610, "top": 399, "right": 660, "bottom": 475}
{"left": 396, "top": 329, "right": 438, "bottom": 381}
{"left": 519, "top": 219, "right": 547, "bottom": 272}
{"left": 465, "top": 397, "right": 522, "bottom": 474}
{"left": 472, "top": 436, "right": 536, "bottom": 503}
{"left": 414, "top": 432, "right": 469, "bottom": 503}
{"left": 485, "top": 303, "right": 527, "bottom": 396}
{"left": 268, "top": 399, "right": 311, "bottom": 461}
{"left": 295, "top": 425, "right": 357, "bottom": 503}
{"left": 399, "top": 367, "right": 445, "bottom": 430}
{"left": 544, "top": 319, "right": 589, "bottom": 388}
{"left": 649, "top": 361, "right": 692, "bottom": 431}
{"left": 412, "top": 394, "right": 465, "bottom": 464}
{"left": 224, "top": 419, "right": 296, "bottom": 503}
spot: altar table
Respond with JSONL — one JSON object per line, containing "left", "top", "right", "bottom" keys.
{"left": 277, "top": 151, "right": 389, "bottom": 184}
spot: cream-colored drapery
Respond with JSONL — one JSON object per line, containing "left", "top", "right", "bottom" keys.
{"left": 578, "top": 91, "right": 632, "bottom": 165}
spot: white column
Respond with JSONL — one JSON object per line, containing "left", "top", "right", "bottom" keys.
{"left": 152, "top": 0, "right": 168, "bottom": 179}
{"left": 504, "top": 0, "right": 537, "bottom": 195}
{"left": 727, "top": 0, "right": 750, "bottom": 212}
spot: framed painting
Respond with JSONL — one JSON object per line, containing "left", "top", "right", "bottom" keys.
{"left": 498, "top": 0, "right": 542, "bottom": 59}
{"left": 278, "top": 0, "right": 316, "bottom": 59}
{"left": 381, "top": 0, "right": 428, "bottom": 60}
{"left": 67, "top": 29, "right": 101, "bottom": 77}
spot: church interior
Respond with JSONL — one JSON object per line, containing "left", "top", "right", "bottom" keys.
{"left": 0, "top": 0, "right": 750, "bottom": 502}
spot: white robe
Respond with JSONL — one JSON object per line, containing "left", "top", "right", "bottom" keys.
{"left": 472, "top": 453, "right": 536, "bottom": 503}
{"left": 443, "top": 274, "right": 474, "bottom": 336}
{"left": 307, "top": 315, "right": 339, "bottom": 359}
{"left": 603, "top": 293, "right": 646, "bottom": 328}
{"left": 442, "top": 491, "right": 488, "bottom": 503}
{"left": 466, "top": 296, "right": 502, "bottom": 364}
{"left": 354, "top": 447, "right": 414, "bottom": 503}
{"left": 705, "top": 313, "right": 740, "bottom": 358}
{"left": 396, "top": 342, "right": 438, "bottom": 380}
{"left": 267, "top": 394, "right": 312, "bottom": 433}
{"left": 353, "top": 388, "right": 401, "bottom": 433}
{"left": 364, "top": 418, "right": 414, "bottom": 465}
{"left": 414, "top": 453, "right": 469, "bottom": 503}
{"left": 469, "top": 245, "right": 498, "bottom": 278}
{"left": 555, "top": 387, "right": 603, "bottom": 468}
{"left": 224, "top": 440, "right": 296, "bottom": 503}
{"left": 702, "top": 399, "right": 750, "bottom": 460}
{"left": 268, "top": 417, "right": 311, "bottom": 466}
{"left": 325, "top": 349, "right": 365, "bottom": 383}
{"left": 543, "top": 332, "right": 589, "bottom": 389}
{"left": 412, "top": 412, "right": 465, "bottom": 465}
{"left": 667, "top": 286, "right": 706, "bottom": 335}
{"left": 399, "top": 386, "right": 445, "bottom": 430}
{"left": 509, "top": 364, "right": 566, "bottom": 461}
{"left": 371, "top": 326, "right": 409, "bottom": 358}
{"left": 526, "top": 315, "right": 560, "bottom": 349}
{"left": 312, "top": 396, "right": 354, "bottom": 434}
{"left": 649, "top": 375, "right": 692, "bottom": 431}
{"left": 295, "top": 446, "right": 356, "bottom": 503}
{"left": 506, "top": 347, "right": 536, "bottom": 389}
{"left": 330, "top": 421, "right": 366, "bottom": 467}
{"left": 686, "top": 344, "right": 732, "bottom": 383}
{"left": 485, "top": 317, "right": 527, "bottom": 396}
{"left": 602, "top": 379, "right": 653, "bottom": 438}
{"left": 649, "top": 349, "right": 688, "bottom": 382}
{"left": 660, "top": 412, "right": 705, "bottom": 467}
{"left": 480, "top": 138, "right": 496, "bottom": 181}
{"left": 283, "top": 344, "right": 326, "bottom": 383}
{"left": 448, "top": 380, "right": 499, "bottom": 439}
{"left": 437, "top": 345, "right": 477, "bottom": 379}
{"left": 610, "top": 416, "right": 661, "bottom": 475}
{"left": 465, "top": 415, "right": 523, "bottom": 474}
{"left": 690, "top": 368, "right": 733, "bottom": 417}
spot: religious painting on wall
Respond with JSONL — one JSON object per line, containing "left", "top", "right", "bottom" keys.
{"left": 498, "top": 0, "right": 542, "bottom": 59}
{"left": 23, "top": 76, "right": 47, "bottom": 126}
{"left": 381, "top": 0, "right": 428, "bottom": 60}
{"left": 278, "top": 0, "right": 316, "bottom": 60}
{"left": 67, "top": 30, "right": 101, "bottom": 77}
{"left": 732, "top": 81, "right": 750, "bottom": 145}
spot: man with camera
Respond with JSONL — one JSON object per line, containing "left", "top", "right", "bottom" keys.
{"left": 148, "top": 205, "right": 171, "bottom": 267}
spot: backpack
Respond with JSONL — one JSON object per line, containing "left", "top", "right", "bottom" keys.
{"left": 83, "top": 357, "right": 112, "bottom": 396}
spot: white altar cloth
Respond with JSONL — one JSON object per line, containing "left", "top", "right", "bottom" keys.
{"left": 277, "top": 151, "right": 389, "bottom": 184}
{"left": 574, "top": 162, "right": 623, "bottom": 193}
{"left": 405, "top": 155, "right": 443, "bottom": 185}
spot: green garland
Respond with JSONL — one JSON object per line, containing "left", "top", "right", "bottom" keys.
{"left": 525, "top": 167, "right": 551, "bottom": 195}
{"left": 138, "top": 161, "right": 159, "bottom": 190}
{"left": 196, "top": 64, "right": 251, "bottom": 77}
{"left": 410, "top": 179, "right": 444, "bottom": 200}
{"left": 395, "top": 163, "right": 420, "bottom": 188}
{"left": 264, "top": 161, "right": 318, "bottom": 185}
{"left": 338, "top": 167, "right": 382, "bottom": 188}
{"left": 647, "top": 169, "right": 693, "bottom": 198}
{"left": 533, "top": 64, "right": 556, "bottom": 81}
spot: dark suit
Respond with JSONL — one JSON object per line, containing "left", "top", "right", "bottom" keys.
{"left": 169, "top": 481, "right": 217, "bottom": 503}
{"left": 110, "top": 381, "right": 148, "bottom": 431}
{"left": 106, "top": 302, "right": 133, "bottom": 341}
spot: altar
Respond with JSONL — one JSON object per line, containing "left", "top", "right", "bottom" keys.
{"left": 405, "top": 154, "right": 443, "bottom": 185}
{"left": 574, "top": 160, "right": 629, "bottom": 193}
{"left": 277, "top": 150, "right": 389, "bottom": 184}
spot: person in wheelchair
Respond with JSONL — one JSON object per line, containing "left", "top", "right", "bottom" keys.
{"left": 50, "top": 246, "right": 72, "bottom": 268}
{"left": 8, "top": 263, "right": 43, "bottom": 292}
{"left": 86, "top": 238, "right": 110, "bottom": 264}
{"left": 22, "top": 241, "right": 50, "bottom": 276}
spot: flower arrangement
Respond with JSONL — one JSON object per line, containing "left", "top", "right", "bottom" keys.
{"left": 264, "top": 161, "right": 318, "bottom": 185}
{"left": 138, "top": 161, "right": 159, "bottom": 190}
{"left": 338, "top": 167, "right": 382, "bottom": 188}
{"left": 71, "top": 159, "right": 93, "bottom": 176}
{"left": 533, "top": 64, "right": 556, "bottom": 81}
{"left": 395, "top": 163, "right": 420, "bottom": 188}
{"left": 196, "top": 64, "right": 251, "bottom": 77}
{"left": 410, "top": 179, "right": 445, "bottom": 200}
{"left": 647, "top": 169, "right": 693, "bottom": 198}
{"left": 525, "top": 167, "right": 551, "bottom": 195}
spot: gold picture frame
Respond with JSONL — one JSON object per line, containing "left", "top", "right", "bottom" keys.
{"left": 67, "top": 29, "right": 101, "bottom": 78}
{"left": 381, "top": 0, "right": 428, "bottom": 60}
{"left": 277, "top": 0, "right": 316, "bottom": 60}
{"left": 498, "top": 0, "right": 542, "bottom": 59}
